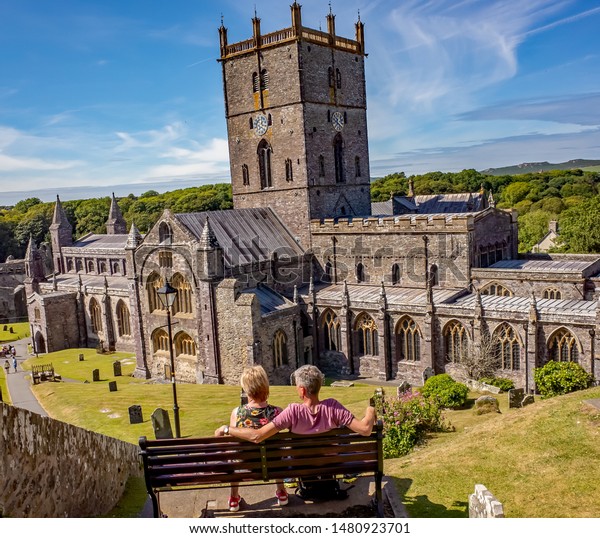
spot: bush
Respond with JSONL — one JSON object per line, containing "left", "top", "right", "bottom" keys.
{"left": 534, "top": 361, "right": 593, "bottom": 398}
{"left": 375, "top": 391, "right": 447, "bottom": 459}
{"left": 479, "top": 377, "right": 515, "bottom": 392}
{"left": 420, "top": 374, "right": 469, "bottom": 409}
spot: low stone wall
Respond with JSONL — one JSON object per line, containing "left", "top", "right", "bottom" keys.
{"left": 0, "top": 403, "right": 142, "bottom": 517}
{"left": 468, "top": 484, "right": 504, "bottom": 518}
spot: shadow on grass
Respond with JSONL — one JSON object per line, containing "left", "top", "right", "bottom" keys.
{"left": 394, "top": 478, "right": 468, "bottom": 518}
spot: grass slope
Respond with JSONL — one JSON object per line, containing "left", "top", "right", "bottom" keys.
{"left": 0, "top": 322, "right": 30, "bottom": 343}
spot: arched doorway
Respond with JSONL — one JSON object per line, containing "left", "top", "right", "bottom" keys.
{"left": 34, "top": 332, "right": 46, "bottom": 354}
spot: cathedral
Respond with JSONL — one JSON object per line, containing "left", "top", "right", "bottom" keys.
{"left": 24, "top": 4, "right": 599, "bottom": 392}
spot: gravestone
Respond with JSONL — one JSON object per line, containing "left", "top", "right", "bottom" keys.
{"left": 422, "top": 367, "right": 435, "bottom": 384}
{"left": 79, "top": 353, "right": 84, "bottom": 361}
{"left": 508, "top": 388, "right": 525, "bottom": 408}
{"left": 469, "top": 484, "right": 504, "bottom": 518}
{"left": 129, "top": 405, "right": 143, "bottom": 424}
{"left": 521, "top": 394, "right": 535, "bottom": 407}
{"left": 108, "top": 381, "right": 117, "bottom": 392}
{"left": 92, "top": 369, "right": 100, "bottom": 382}
{"left": 151, "top": 408, "right": 173, "bottom": 439}
{"left": 474, "top": 395, "right": 500, "bottom": 415}
{"left": 3, "top": 325, "right": 6, "bottom": 331}
{"left": 397, "top": 381, "right": 411, "bottom": 395}
{"left": 113, "top": 361, "right": 122, "bottom": 377}
{"left": 9, "top": 327, "right": 14, "bottom": 333}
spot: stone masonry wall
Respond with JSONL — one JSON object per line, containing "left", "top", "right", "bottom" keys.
{"left": 0, "top": 403, "right": 141, "bottom": 517}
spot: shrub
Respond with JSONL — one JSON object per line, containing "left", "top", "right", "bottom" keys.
{"left": 420, "top": 374, "right": 469, "bottom": 409}
{"left": 374, "top": 391, "right": 447, "bottom": 459}
{"left": 479, "top": 377, "right": 515, "bottom": 392}
{"left": 534, "top": 361, "right": 593, "bottom": 398}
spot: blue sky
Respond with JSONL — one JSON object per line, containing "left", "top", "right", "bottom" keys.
{"left": 1, "top": 0, "right": 599, "bottom": 201}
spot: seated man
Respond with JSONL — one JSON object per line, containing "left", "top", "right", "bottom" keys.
{"left": 215, "top": 365, "right": 376, "bottom": 442}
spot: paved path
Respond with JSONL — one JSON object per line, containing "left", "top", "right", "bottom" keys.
{"left": 3, "top": 337, "right": 47, "bottom": 416}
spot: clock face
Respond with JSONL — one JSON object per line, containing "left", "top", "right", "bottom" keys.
{"left": 253, "top": 114, "right": 268, "bottom": 136}
{"left": 332, "top": 111, "right": 344, "bottom": 132}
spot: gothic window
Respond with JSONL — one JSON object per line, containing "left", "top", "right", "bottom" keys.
{"left": 116, "top": 300, "right": 131, "bottom": 337}
{"left": 159, "top": 222, "right": 173, "bottom": 245}
{"left": 333, "top": 133, "right": 345, "bottom": 183}
{"left": 249, "top": 117, "right": 254, "bottom": 129}
{"left": 322, "top": 309, "right": 341, "bottom": 352}
{"left": 146, "top": 272, "right": 165, "bottom": 313}
{"left": 174, "top": 331, "right": 196, "bottom": 357}
{"left": 273, "top": 330, "right": 288, "bottom": 367}
{"left": 87, "top": 260, "right": 94, "bottom": 273}
{"left": 328, "top": 67, "right": 334, "bottom": 88}
{"left": 355, "top": 313, "right": 378, "bottom": 356}
{"left": 355, "top": 156, "right": 361, "bottom": 177}
{"left": 172, "top": 273, "right": 193, "bottom": 315}
{"left": 444, "top": 320, "right": 469, "bottom": 363}
{"left": 89, "top": 298, "right": 102, "bottom": 334}
{"left": 395, "top": 317, "right": 421, "bottom": 362}
{"left": 241, "top": 164, "right": 250, "bottom": 186}
{"left": 158, "top": 251, "right": 172, "bottom": 268}
{"left": 344, "top": 111, "right": 348, "bottom": 124}
{"left": 258, "top": 139, "right": 273, "bottom": 189}
{"left": 285, "top": 158, "right": 293, "bottom": 181}
{"left": 391, "top": 263, "right": 401, "bottom": 285}
{"left": 252, "top": 72, "right": 259, "bottom": 93}
{"left": 327, "top": 110, "right": 331, "bottom": 122}
{"left": 543, "top": 287, "right": 562, "bottom": 300}
{"left": 336, "top": 68, "right": 341, "bottom": 88}
{"left": 324, "top": 261, "right": 333, "bottom": 282}
{"left": 152, "top": 328, "right": 170, "bottom": 354}
{"left": 66, "top": 259, "right": 74, "bottom": 272}
{"left": 112, "top": 262, "right": 120, "bottom": 275}
{"left": 260, "top": 69, "right": 269, "bottom": 91}
{"left": 430, "top": 264, "right": 439, "bottom": 286}
{"left": 548, "top": 328, "right": 579, "bottom": 363}
{"left": 268, "top": 114, "right": 272, "bottom": 126}
{"left": 34, "top": 307, "right": 41, "bottom": 321}
{"left": 356, "top": 262, "right": 365, "bottom": 283}
{"left": 493, "top": 323, "right": 520, "bottom": 370}
{"left": 99, "top": 261, "right": 107, "bottom": 274}
{"left": 76, "top": 259, "right": 83, "bottom": 272}
{"left": 481, "top": 282, "right": 513, "bottom": 297}
{"left": 318, "top": 155, "right": 325, "bottom": 177}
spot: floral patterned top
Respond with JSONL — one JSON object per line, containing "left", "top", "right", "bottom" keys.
{"left": 235, "top": 404, "right": 282, "bottom": 429}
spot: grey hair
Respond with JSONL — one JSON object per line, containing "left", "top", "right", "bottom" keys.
{"left": 292, "top": 365, "right": 324, "bottom": 396}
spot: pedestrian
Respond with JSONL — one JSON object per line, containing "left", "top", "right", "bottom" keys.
{"left": 3, "top": 359, "right": 9, "bottom": 376}
{"left": 13, "top": 356, "right": 17, "bottom": 372}
{"left": 10, "top": 345, "right": 16, "bottom": 356}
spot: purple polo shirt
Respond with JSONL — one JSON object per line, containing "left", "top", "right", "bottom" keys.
{"left": 271, "top": 399, "right": 354, "bottom": 434}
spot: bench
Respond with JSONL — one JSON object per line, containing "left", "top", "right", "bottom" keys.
{"left": 139, "top": 420, "right": 384, "bottom": 517}
{"left": 31, "top": 363, "right": 59, "bottom": 384}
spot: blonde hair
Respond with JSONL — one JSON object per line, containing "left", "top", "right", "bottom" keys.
{"left": 240, "top": 365, "right": 270, "bottom": 402}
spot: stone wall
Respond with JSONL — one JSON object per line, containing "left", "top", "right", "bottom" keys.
{"left": 0, "top": 403, "right": 141, "bottom": 517}
{"left": 468, "top": 484, "right": 504, "bottom": 518}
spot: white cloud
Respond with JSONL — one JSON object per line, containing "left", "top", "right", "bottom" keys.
{"left": 148, "top": 138, "right": 230, "bottom": 178}
{"left": 0, "top": 153, "right": 80, "bottom": 172}
{"left": 114, "top": 123, "right": 184, "bottom": 151}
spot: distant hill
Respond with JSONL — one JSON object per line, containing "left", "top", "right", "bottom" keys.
{"left": 481, "top": 159, "right": 600, "bottom": 176}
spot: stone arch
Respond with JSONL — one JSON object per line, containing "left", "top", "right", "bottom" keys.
{"left": 443, "top": 319, "right": 469, "bottom": 363}
{"left": 273, "top": 329, "right": 288, "bottom": 367}
{"left": 394, "top": 316, "right": 422, "bottom": 362}
{"left": 354, "top": 312, "right": 378, "bottom": 357}
{"left": 547, "top": 327, "right": 581, "bottom": 363}
{"left": 320, "top": 308, "right": 341, "bottom": 352}
{"left": 159, "top": 222, "right": 173, "bottom": 245}
{"left": 171, "top": 272, "right": 193, "bottom": 315}
{"left": 151, "top": 327, "right": 169, "bottom": 354}
{"left": 174, "top": 331, "right": 196, "bottom": 357}
{"left": 146, "top": 272, "right": 164, "bottom": 313}
{"left": 89, "top": 297, "right": 102, "bottom": 334}
{"left": 480, "top": 282, "right": 513, "bottom": 297}
{"left": 492, "top": 322, "right": 521, "bottom": 370}
{"left": 116, "top": 300, "right": 131, "bottom": 337}
{"left": 34, "top": 332, "right": 46, "bottom": 354}
{"left": 543, "top": 287, "right": 562, "bottom": 300}
{"left": 257, "top": 139, "right": 273, "bottom": 189}
{"left": 391, "top": 263, "right": 401, "bottom": 285}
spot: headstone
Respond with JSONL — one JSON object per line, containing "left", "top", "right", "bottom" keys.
{"left": 9, "top": 327, "right": 14, "bottom": 333}
{"left": 508, "top": 388, "right": 525, "bottom": 408}
{"left": 521, "top": 394, "right": 535, "bottom": 407}
{"left": 79, "top": 353, "right": 84, "bottom": 361}
{"left": 92, "top": 369, "right": 100, "bottom": 382}
{"left": 3, "top": 325, "right": 6, "bottom": 331}
{"left": 151, "top": 408, "right": 173, "bottom": 439}
{"left": 129, "top": 405, "right": 143, "bottom": 424}
{"left": 468, "top": 484, "right": 504, "bottom": 518}
{"left": 113, "top": 361, "right": 122, "bottom": 377}
{"left": 422, "top": 367, "right": 435, "bottom": 384}
{"left": 108, "top": 381, "right": 117, "bottom": 392}
{"left": 397, "top": 381, "right": 411, "bottom": 395}
{"left": 474, "top": 395, "right": 500, "bottom": 415}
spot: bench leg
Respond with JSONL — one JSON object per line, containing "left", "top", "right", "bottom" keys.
{"left": 375, "top": 472, "right": 384, "bottom": 518}
{"left": 150, "top": 490, "right": 160, "bottom": 518}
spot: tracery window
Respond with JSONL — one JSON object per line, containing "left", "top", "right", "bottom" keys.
{"left": 174, "top": 331, "right": 196, "bottom": 357}
{"left": 172, "top": 273, "right": 193, "bottom": 315}
{"left": 146, "top": 272, "right": 165, "bottom": 313}
{"left": 481, "top": 282, "right": 513, "bottom": 297}
{"left": 543, "top": 287, "right": 562, "bottom": 300}
{"left": 548, "top": 328, "right": 579, "bottom": 363}
{"left": 152, "top": 328, "right": 170, "bottom": 353}
{"left": 355, "top": 313, "right": 378, "bottom": 356}
{"left": 89, "top": 298, "right": 102, "bottom": 334}
{"left": 273, "top": 330, "right": 288, "bottom": 367}
{"left": 258, "top": 140, "right": 273, "bottom": 189}
{"left": 395, "top": 317, "right": 421, "bottom": 362}
{"left": 444, "top": 320, "right": 469, "bottom": 363}
{"left": 116, "top": 300, "right": 131, "bottom": 337}
{"left": 493, "top": 323, "right": 520, "bottom": 370}
{"left": 322, "top": 309, "right": 341, "bottom": 352}
{"left": 158, "top": 251, "right": 172, "bottom": 268}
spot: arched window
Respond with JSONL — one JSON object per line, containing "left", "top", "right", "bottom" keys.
{"left": 444, "top": 321, "right": 469, "bottom": 363}
{"left": 324, "top": 261, "right": 333, "bottom": 282}
{"left": 242, "top": 164, "right": 250, "bottom": 186}
{"left": 258, "top": 140, "right": 273, "bottom": 189}
{"left": 543, "top": 287, "right": 562, "bottom": 300}
{"left": 174, "top": 331, "right": 196, "bottom": 357}
{"left": 335, "top": 68, "right": 341, "bottom": 89}
{"left": 355, "top": 314, "right": 378, "bottom": 356}
{"left": 116, "top": 300, "right": 131, "bottom": 337}
{"left": 481, "top": 282, "right": 513, "bottom": 297}
{"left": 391, "top": 263, "right": 401, "bottom": 285}
{"left": 493, "top": 323, "right": 520, "bottom": 370}
{"left": 99, "top": 261, "right": 107, "bottom": 274}
{"left": 285, "top": 158, "right": 293, "bottom": 181}
{"left": 328, "top": 67, "right": 334, "bottom": 88}
{"left": 333, "top": 133, "right": 345, "bottom": 183}
{"left": 322, "top": 309, "right": 341, "bottom": 351}
{"left": 252, "top": 72, "right": 259, "bottom": 93}
{"left": 66, "top": 259, "right": 74, "bottom": 272}
{"left": 112, "top": 262, "right": 120, "bottom": 275}
{"left": 395, "top": 317, "right": 421, "bottom": 362}
{"left": 548, "top": 328, "right": 579, "bottom": 363}
{"left": 430, "top": 264, "right": 439, "bottom": 286}
{"left": 260, "top": 69, "right": 269, "bottom": 91}
{"left": 89, "top": 298, "right": 102, "bottom": 334}
{"left": 273, "top": 330, "right": 288, "bottom": 367}
{"left": 76, "top": 259, "right": 83, "bottom": 272}
{"left": 87, "top": 260, "right": 94, "bottom": 273}
{"left": 159, "top": 222, "right": 173, "bottom": 245}
{"left": 152, "top": 328, "right": 170, "bottom": 354}
{"left": 172, "top": 273, "right": 193, "bottom": 315}
{"left": 355, "top": 156, "right": 361, "bottom": 177}
{"left": 318, "top": 155, "right": 325, "bottom": 177}
{"left": 146, "top": 272, "right": 164, "bottom": 313}
{"left": 356, "top": 262, "right": 365, "bottom": 283}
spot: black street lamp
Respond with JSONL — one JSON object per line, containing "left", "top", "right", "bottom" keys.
{"left": 156, "top": 278, "right": 181, "bottom": 438}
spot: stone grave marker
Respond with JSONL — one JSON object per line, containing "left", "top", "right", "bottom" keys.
{"left": 9, "top": 327, "right": 14, "bottom": 333}
{"left": 474, "top": 395, "right": 500, "bottom": 415}
{"left": 422, "top": 367, "right": 435, "bottom": 384}
{"left": 79, "top": 353, "right": 84, "bottom": 361}
{"left": 3, "top": 325, "right": 7, "bottom": 331}
{"left": 113, "top": 361, "right": 122, "bottom": 377}
{"left": 508, "top": 388, "right": 525, "bottom": 408}
{"left": 521, "top": 394, "right": 534, "bottom": 407}
{"left": 151, "top": 408, "right": 173, "bottom": 439}
{"left": 108, "top": 381, "right": 117, "bottom": 392}
{"left": 92, "top": 369, "right": 100, "bottom": 382}
{"left": 397, "top": 381, "right": 411, "bottom": 395}
{"left": 129, "top": 405, "right": 143, "bottom": 424}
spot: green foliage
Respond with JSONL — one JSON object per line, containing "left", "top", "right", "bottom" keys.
{"left": 534, "top": 361, "right": 593, "bottom": 398}
{"left": 479, "top": 377, "right": 515, "bottom": 392}
{"left": 375, "top": 391, "right": 446, "bottom": 458}
{"left": 370, "top": 172, "right": 407, "bottom": 201}
{"left": 558, "top": 195, "right": 600, "bottom": 253}
{"left": 420, "top": 374, "right": 469, "bottom": 409}
{"left": 517, "top": 210, "right": 553, "bottom": 252}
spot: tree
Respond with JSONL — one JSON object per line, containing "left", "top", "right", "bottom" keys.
{"left": 456, "top": 332, "right": 500, "bottom": 380}
{"left": 558, "top": 196, "right": 600, "bottom": 253}
{"left": 501, "top": 181, "right": 530, "bottom": 206}
{"left": 518, "top": 210, "right": 553, "bottom": 252}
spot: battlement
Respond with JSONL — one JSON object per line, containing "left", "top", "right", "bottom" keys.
{"left": 310, "top": 214, "right": 475, "bottom": 234}
{"left": 0, "top": 260, "right": 25, "bottom": 275}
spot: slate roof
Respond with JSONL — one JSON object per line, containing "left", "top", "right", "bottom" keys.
{"left": 241, "top": 284, "right": 295, "bottom": 316}
{"left": 488, "top": 259, "right": 596, "bottom": 273}
{"left": 371, "top": 192, "right": 485, "bottom": 216}
{"left": 49, "top": 274, "right": 129, "bottom": 292}
{"left": 72, "top": 234, "right": 130, "bottom": 250}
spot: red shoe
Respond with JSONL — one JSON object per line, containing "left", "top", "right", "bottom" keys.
{"left": 276, "top": 489, "right": 289, "bottom": 506}
{"left": 229, "top": 495, "right": 241, "bottom": 512}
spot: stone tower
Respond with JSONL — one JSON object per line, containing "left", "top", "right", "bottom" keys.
{"left": 106, "top": 193, "right": 127, "bottom": 235}
{"left": 219, "top": 3, "right": 371, "bottom": 247}
{"left": 49, "top": 195, "right": 73, "bottom": 274}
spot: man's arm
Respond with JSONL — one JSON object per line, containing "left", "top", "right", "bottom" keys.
{"left": 214, "top": 421, "right": 279, "bottom": 443}
{"left": 346, "top": 405, "right": 376, "bottom": 436}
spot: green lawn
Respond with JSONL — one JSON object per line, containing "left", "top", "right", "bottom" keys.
{"left": 0, "top": 366, "right": 10, "bottom": 404}
{"left": 0, "top": 322, "right": 30, "bottom": 343}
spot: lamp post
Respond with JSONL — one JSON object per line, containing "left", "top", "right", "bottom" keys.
{"left": 156, "top": 278, "right": 181, "bottom": 438}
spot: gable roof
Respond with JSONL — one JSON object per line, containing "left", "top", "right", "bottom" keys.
{"left": 371, "top": 192, "right": 485, "bottom": 216}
